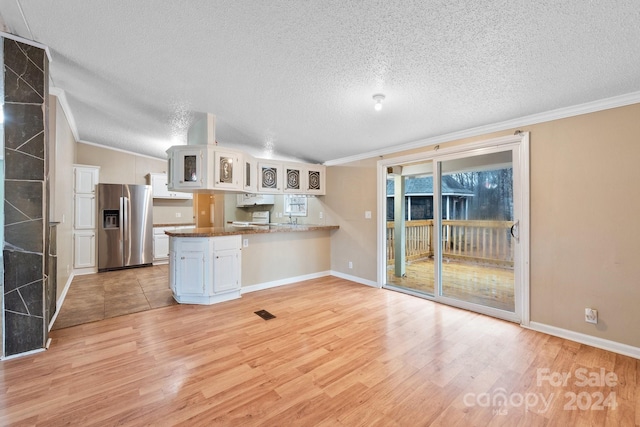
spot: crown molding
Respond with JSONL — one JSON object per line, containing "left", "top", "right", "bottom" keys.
{"left": 49, "top": 87, "right": 80, "bottom": 142}
{"left": 324, "top": 91, "right": 640, "bottom": 166}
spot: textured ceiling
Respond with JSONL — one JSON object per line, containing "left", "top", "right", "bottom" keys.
{"left": 1, "top": 1, "right": 640, "bottom": 163}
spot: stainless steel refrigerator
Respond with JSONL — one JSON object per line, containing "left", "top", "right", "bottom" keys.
{"left": 97, "top": 183, "right": 153, "bottom": 271}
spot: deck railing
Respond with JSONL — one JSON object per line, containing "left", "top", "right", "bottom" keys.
{"left": 387, "top": 219, "right": 514, "bottom": 267}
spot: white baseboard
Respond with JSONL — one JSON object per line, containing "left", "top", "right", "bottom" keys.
{"left": 241, "top": 271, "right": 332, "bottom": 294}
{"left": 48, "top": 272, "right": 75, "bottom": 332}
{"left": 73, "top": 267, "right": 96, "bottom": 276}
{"left": 525, "top": 322, "right": 640, "bottom": 360}
{"left": 329, "top": 270, "right": 380, "bottom": 288}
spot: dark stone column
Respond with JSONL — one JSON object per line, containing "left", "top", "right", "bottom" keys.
{"left": 2, "top": 37, "right": 49, "bottom": 356}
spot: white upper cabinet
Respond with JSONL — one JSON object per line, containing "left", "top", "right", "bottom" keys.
{"left": 213, "top": 149, "right": 243, "bottom": 190}
{"left": 167, "top": 145, "right": 214, "bottom": 191}
{"left": 74, "top": 165, "right": 99, "bottom": 194}
{"left": 257, "top": 161, "right": 284, "bottom": 194}
{"left": 283, "top": 163, "right": 304, "bottom": 194}
{"left": 305, "top": 164, "right": 326, "bottom": 195}
{"left": 242, "top": 154, "right": 257, "bottom": 193}
{"left": 284, "top": 163, "right": 326, "bottom": 195}
{"left": 166, "top": 113, "right": 327, "bottom": 195}
{"left": 147, "top": 173, "right": 192, "bottom": 199}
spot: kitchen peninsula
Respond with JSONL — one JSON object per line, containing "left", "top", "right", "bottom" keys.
{"left": 166, "top": 224, "right": 339, "bottom": 304}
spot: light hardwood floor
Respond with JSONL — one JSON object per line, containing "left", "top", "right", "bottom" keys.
{"left": 1, "top": 277, "right": 638, "bottom": 426}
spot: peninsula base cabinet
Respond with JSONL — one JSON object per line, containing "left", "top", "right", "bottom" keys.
{"left": 169, "top": 235, "right": 241, "bottom": 305}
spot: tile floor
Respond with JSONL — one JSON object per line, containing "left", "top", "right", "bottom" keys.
{"left": 52, "top": 264, "right": 176, "bottom": 330}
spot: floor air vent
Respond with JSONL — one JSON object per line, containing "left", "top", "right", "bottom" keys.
{"left": 254, "top": 309, "right": 276, "bottom": 320}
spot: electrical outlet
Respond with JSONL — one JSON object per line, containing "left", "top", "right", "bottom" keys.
{"left": 243, "top": 239, "right": 249, "bottom": 248}
{"left": 365, "top": 211, "right": 372, "bottom": 219}
{"left": 175, "top": 212, "right": 181, "bottom": 218}
{"left": 319, "top": 211, "right": 323, "bottom": 219}
{"left": 585, "top": 308, "right": 598, "bottom": 324}
{"left": 348, "top": 261, "right": 353, "bottom": 269}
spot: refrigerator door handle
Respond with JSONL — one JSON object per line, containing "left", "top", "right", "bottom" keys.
{"left": 119, "top": 196, "right": 125, "bottom": 244}
{"left": 123, "top": 196, "right": 130, "bottom": 262}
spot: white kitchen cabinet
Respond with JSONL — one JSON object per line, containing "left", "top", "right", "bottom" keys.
{"left": 73, "top": 231, "right": 96, "bottom": 269}
{"left": 305, "top": 164, "right": 326, "bottom": 195}
{"left": 169, "top": 235, "right": 241, "bottom": 305}
{"left": 166, "top": 145, "right": 214, "bottom": 191}
{"left": 212, "top": 236, "right": 241, "bottom": 294}
{"left": 154, "top": 226, "right": 195, "bottom": 263}
{"left": 164, "top": 142, "right": 327, "bottom": 196}
{"left": 283, "top": 163, "right": 304, "bottom": 193}
{"left": 74, "top": 193, "right": 96, "bottom": 229}
{"left": 173, "top": 238, "right": 209, "bottom": 296}
{"left": 257, "top": 161, "right": 283, "bottom": 194}
{"left": 74, "top": 165, "right": 99, "bottom": 194}
{"left": 147, "top": 173, "right": 192, "bottom": 199}
{"left": 243, "top": 154, "right": 257, "bottom": 193}
{"left": 283, "top": 163, "right": 326, "bottom": 195}
{"left": 73, "top": 165, "right": 99, "bottom": 272}
{"left": 153, "top": 233, "right": 170, "bottom": 263}
{"left": 213, "top": 149, "right": 243, "bottom": 190}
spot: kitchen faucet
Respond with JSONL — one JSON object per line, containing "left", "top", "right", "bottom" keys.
{"left": 288, "top": 213, "right": 298, "bottom": 225}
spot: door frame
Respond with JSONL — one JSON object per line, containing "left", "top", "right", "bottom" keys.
{"left": 376, "top": 132, "right": 530, "bottom": 326}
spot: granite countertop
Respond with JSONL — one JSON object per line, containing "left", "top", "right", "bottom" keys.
{"left": 153, "top": 223, "right": 196, "bottom": 228}
{"left": 165, "top": 224, "right": 339, "bottom": 237}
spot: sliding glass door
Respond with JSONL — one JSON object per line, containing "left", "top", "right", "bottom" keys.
{"left": 438, "top": 151, "right": 515, "bottom": 312}
{"left": 385, "top": 166, "right": 435, "bottom": 296}
{"left": 381, "top": 134, "right": 528, "bottom": 323}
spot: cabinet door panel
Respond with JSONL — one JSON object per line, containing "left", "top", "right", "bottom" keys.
{"left": 284, "top": 164, "right": 303, "bottom": 193}
{"left": 171, "top": 148, "right": 205, "bottom": 189}
{"left": 150, "top": 173, "right": 171, "bottom": 198}
{"left": 243, "top": 156, "right": 257, "bottom": 192}
{"left": 258, "top": 161, "right": 283, "bottom": 193}
{"left": 74, "top": 167, "right": 98, "bottom": 194}
{"left": 306, "top": 165, "right": 326, "bottom": 195}
{"left": 153, "top": 234, "right": 170, "bottom": 261}
{"left": 213, "top": 249, "right": 240, "bottom": 293}
{"left": 177, "top": 251, "right": 206, "bottom": 295}
{"left": 214, "top": 150, "right": 242, "bottom": 190}
{"left": 74, "top": 232, "right": 96, "bottom": 268}
{"left": 74, "top": 194, "right": 96, "bottom": 229}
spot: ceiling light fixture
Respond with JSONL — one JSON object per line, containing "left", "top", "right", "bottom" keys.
{"left": 373, "top": 94, "right": 385, "bottom": 111}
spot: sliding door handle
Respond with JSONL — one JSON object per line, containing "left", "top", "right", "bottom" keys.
{"left": 510, "top": 220, "right": 520, "bottom": 242}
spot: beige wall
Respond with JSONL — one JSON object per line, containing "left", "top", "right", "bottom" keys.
{"left": 49, "top": 96, "right": 76, "bottom": 300}
{"left": 324, "top": 162, "right": 378, "bottom": 281}
{"left": 241, "top": 230, "right": 332, "bottom": 286}
{"left": 76, "top": 143, "right": 194, "bottom": 225}
{"left": 326, "top": 103, "right": 640, "bottom": 349}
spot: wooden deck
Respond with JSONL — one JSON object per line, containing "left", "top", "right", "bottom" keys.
{"left": 386, "top": 258, "right": 515, "bottom": 312}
